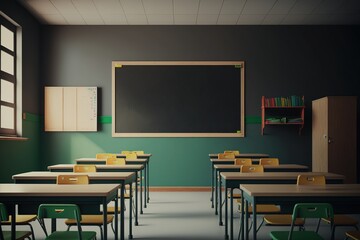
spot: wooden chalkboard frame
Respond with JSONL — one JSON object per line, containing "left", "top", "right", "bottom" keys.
{"left": 111, "top": 61, "right": 245, "bottom": 137}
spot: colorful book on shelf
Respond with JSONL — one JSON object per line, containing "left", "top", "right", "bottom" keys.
{"left": 265, "top": 95, "right": 304, "bottom": 107}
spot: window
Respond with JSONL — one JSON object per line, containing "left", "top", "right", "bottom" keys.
{"left": 0, "top": 15, "right": 17, "bottom": 136}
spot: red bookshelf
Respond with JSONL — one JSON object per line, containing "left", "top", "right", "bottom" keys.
{"left": 261, "top": 96, "right": 305, "bottom": 135}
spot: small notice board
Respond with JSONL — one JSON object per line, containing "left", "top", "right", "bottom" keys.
{"left": 45, "top": 87, "right": 97, "bottom": 132}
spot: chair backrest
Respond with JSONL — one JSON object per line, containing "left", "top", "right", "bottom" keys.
{"left": 259, "top": 158, "right": 279, "bottom": 166}
{"left": 96, "top": 153, "right": 116, "bottom": 159}
{"left": 73, "top": 165, "right": 97, "bottom": 173}
{"left": 124, "top": 152, "right": 137, "bottom": 160}
{"left": 218, "top": 153, "right": 235, "bottom": 159}
{"left": 121, "top": 151, "right": 132, "bottom": 154}
{"left": 106, "top": 157, "right": 126, "bottom": 165}
{"left": 234, "top": 158, "right": 252, "bottom": 166}
{"left": 38, "top": 204, "right": 82, "bottom": 220}
{"left": 297, "top": 175, "right": 326, "bottom": 185}
{"left": 133, "top": 150, "right": 144, "bottom": 155}
{"left": 38, "top": 204, "right": 83, "bottom": 239}
{"left": 224, "top": 150, "right": 240, "bottom": 155}
{"left": 240, "top": 165, "right": 264, "bottom": 173}
{"left": 57, "top": 175, "right": 89, "bottom": 184}
{"left": 289, "top": 203, "right": 334, "bottom": 239}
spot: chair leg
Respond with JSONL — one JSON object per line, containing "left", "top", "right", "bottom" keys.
{"left": 316, "top": 218, "right": 321, "bottom": 232}
{"left": 111, "top": 220, "right": 115, "bottom": 234}
{"left": 99, "top": 226, "right": 103, "bottom": 240}
{"left": 27, "top": 223, "right": 36, "bottom": 240}
{"left": 256, "top": 218, "right": 264, "bottom": 233}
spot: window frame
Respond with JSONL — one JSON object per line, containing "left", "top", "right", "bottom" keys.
{"left": 0, "top": 15, "right": 17, "bottom": 136}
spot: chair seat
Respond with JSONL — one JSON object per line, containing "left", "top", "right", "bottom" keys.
{"left": 105, "top": 206, "right": 122, "bottom": 214}
{"left": 228, "top": 193, "right": 241, "bottom": 199}
{"left": 322, "top": 215, "right": 358, "bottom": 226}
{"left": 346, "top": 231, "right": 360, "bottom": 240}
{"left": 238, "top": 203, "right": 280, "bottom": 213}
{"left": 264, "top": 214, "right": 305, "bottom": 226}
{"left": 45, "top": 231, "right": 96, "bottom": 240}
{"left": 270, "top": 230, "right": 325, "bottom": 240}
{"left": 2, "top": 214, "right": 37, "bottom": 224}
{"left": 2, "top": 230, "right": 32, "bottom": 240}
{"left": 65, "top": 214, "right": 114, "bottom": 226}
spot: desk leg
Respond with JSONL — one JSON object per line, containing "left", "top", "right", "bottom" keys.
{"left": 215, "top": 169, "right": 218, "bottom": 215}
{"left": 11, "top": 205, "right": 16, "bottom": 240}
{"left": 147, "top": 160, "right": 150, "bottom": 202}
{"left": 135, "top": 178, "right": 139, "bottom": 225}
{"left": 120, "top": 184, "right": 125, "bottom": 240}
{"left": 230, "top": 188, "right": 234, "bottom": 240}
{"left": 103, "top": 200, "right": 108, "bottom": 240}
{"left": 252, "top": 198, "right": 257, "bottom": 240}
{"left": 115, "top": 194, "right": 118, "bottom": 240}
{"left": 219, "top": 175, "right": 223, "bottom": 226}
{"left": 211, "top": 163, "right": 214, "bottom": 208}
{"left": 224, "top": 185, "right": 229, "bottom": 239}
{"left": 245, "top": 200, "right": 249, "bottom": 240}
{"left": 144, "top": 166, "right": 147, "bottom": 208}
{"left": 240, "top": 192, "right": 244, "bottom": 240}
{"left": 140, "top": 170, "right": 143, "bottom": 214}
{"left": 129, "top": 183, "right": 133, "bottom": 239}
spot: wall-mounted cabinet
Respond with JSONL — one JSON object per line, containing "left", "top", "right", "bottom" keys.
{"left": 261, "top": 96, "right": 304, "bottom": 135}
{"left": 45, "top": 87, "right": 97, "bottom": 132}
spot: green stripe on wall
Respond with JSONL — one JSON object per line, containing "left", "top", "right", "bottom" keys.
{"left": 98, "top": 115, "right": 261, "bottom": 124}
{"left": 23, "top": 112, "right": 41, "bottom": 122}
{"left": 245, "top": 116, "right": 261, "bottom": 124}
{"left": 24, "top": 113, "right": 260, "bottom": 125}
{"left": 98, "top": 116, "right": 112, "bottom": 124}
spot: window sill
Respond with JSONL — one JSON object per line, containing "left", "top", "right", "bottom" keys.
{"left": 0, "top": 136, "right": 28, "bottom": 141}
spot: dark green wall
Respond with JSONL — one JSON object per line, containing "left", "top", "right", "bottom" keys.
{"left": 0, "top": 2, "right": 41, "bottom": 182}
{"left": 40, "top": 25, "right": 360, "bottom": 186}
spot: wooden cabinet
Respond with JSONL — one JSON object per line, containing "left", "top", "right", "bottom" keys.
{"left": 261, "top": 96, "right": 305, "bottom": 135}
{"left": 312, "top": 96, "right": 357, "bottom": 183}
{"left": 45, "top": 87, "right": 97, "bottom": 132}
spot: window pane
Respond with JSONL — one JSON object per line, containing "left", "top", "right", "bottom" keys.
{"left": 1, "top": 105, "right": 14, "bottom": 129}
{"left": 1, "top": 50, "right": 14, "bottom": 75}
{"left": 1, "top": 25, "right": 14, "bottom": 51}
{"left": 1, "top": 79, "right": 14, "bottom": 103}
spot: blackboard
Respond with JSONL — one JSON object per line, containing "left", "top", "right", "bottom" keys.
{"left": 112, "top": 61, "right": 244, "bottom": 137}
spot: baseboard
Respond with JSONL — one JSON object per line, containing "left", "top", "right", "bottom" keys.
{"left": 148, "top": 186, "right": 212, "bottom": 192}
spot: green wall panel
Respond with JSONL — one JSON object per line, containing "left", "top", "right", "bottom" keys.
{"left": 0, "top": 116, "right": 41, "bottom": 183}
{"left": 41, "top": 119, "right": 310, "bottom": 186}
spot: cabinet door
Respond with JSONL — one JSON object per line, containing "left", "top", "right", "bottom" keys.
{"left": 327, "top": 96, "right": 357, "bottom": 183}
{"left": 312, "top": 98, "right": 329, "bottom": 172}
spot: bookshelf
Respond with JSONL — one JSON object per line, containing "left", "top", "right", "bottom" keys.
{"left": 261, "top": 95, "right": 305, "bottom": 135}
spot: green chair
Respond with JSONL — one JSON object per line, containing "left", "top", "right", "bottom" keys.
{"left": 37, "top": 204, "right": 97, "bottom": 240}
{"left": 270, "top": 203, "right": 334, "bottom": 240}
{"left": 0, "top": 203, "right": 32, "bottom": 240}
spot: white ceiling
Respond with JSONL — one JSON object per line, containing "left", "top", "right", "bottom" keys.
{"left": 18, "top": 0, "right": 360, "bottom": 25}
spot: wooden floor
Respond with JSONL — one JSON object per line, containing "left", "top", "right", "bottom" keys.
{"left": 7, "top": 191, "right": 360, "bottom": 239}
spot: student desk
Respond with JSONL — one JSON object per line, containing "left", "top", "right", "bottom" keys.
{"left": 117, "top": 154, "right": 152, "bottom": 205}
{"left": 220, "top": 172, "right": 345, "bottom": 240}
{"left": 213, "top": 164, "right": 309, "bottom": 215}
{"left": 77, "top": 156, "right": 151, "bottom": 208}
{"left": 209, "top": 153, "right": 269, "bottom": 208}
{"left": 0, "top": 183, "right": 119, "bottom": 240}
{"left": 240, "top": 184, "right": 360, "bottom": 240}
{"left": 48, "top": 163, "right": 145, "bottom": 216}
{"left": 12, "top": 171, "right": 137, "bottom": 240}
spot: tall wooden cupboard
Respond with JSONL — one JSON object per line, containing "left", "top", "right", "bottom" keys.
{"left": 312, "top": 96, "right": 357, "bottom": 183}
